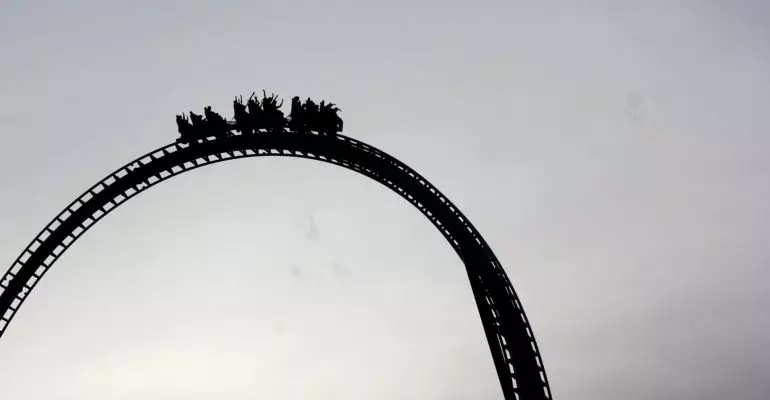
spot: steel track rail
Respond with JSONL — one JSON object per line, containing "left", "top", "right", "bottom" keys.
{"left": 0, "top": 131, "right": 551, "bottom": 400}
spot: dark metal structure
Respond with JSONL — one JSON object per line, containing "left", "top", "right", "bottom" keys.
{"left": 0, "top": 128, "right": 552, "bottom": 399}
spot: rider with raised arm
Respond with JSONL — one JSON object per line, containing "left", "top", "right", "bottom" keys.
{"left": 260, "top": 91, "right": 285, "bottom": 133}
{"left": 233, "top": 96, "right": 252, "bottom": 135}
{"left": 246, "top": 93, "right": 263, "bottom": 132}
{"left": 318, "top": 101, "right": 343, "bottom": 136}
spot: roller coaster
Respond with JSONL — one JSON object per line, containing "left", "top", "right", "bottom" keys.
{"left": 0, "top": 91, "right": 553, "bottom": 399}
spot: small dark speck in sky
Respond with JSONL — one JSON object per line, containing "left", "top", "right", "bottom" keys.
{"left": 306, "top": 214, "right": 320, "bottom": 240}
{"left": 625, "top": 92, "right": 645, "bottom": 123}
{"left": 332, "top": 263, "right": 349, "bottom": 277}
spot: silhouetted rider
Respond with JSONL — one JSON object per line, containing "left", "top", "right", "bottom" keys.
{"left": 260, "top": 91, "right": 285, "bottom": 133}
{"left": 188, "top": 112, "right": 206, "bottom": 142}
{"left": 246, "top": 93, "right": 263, "bottom": 132}
{"left": 303, "top": 98, "right": 320, "bottom": 133}
{"left": 288, "top": 96, "right": 305, "bottom": 134}
{"left": 203, "top": 106, "right": 231, "bottom": 138}
{"left": 175, "top": 114, "right": 195, "bottom": 142}
{"left": 233, "top": 96, "right": 252, "bottom": 135}
{"left": 318, "top": 101, "right": 343, "bottom": 136}
{"left": 317, "top": 101, "right": 339, "bottom": 136}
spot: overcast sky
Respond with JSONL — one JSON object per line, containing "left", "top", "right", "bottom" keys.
{"left": 1, "top": 1, "right": 769, "bottom": 399}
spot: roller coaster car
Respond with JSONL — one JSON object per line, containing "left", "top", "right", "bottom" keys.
{"left": 187, "top": 112, "right": 207, "bottom": 142}
{"left": 176, "top": 92, "right": 343, "bottom": 143}
{"left": 318, "top": 101, "right": 343, "bottom": 136}
{"left": 286, "top": 97, "right": 342, "bottom": 135}
{"left": 175, "top": 112, "right": 206, "bottom": 144}
{"left": 203, "top": 106, "right": 232, "bottom": 138}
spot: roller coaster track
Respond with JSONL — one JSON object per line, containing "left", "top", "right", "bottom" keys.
{"left": 0, "top": 130, "right": 552, "bottom": 400}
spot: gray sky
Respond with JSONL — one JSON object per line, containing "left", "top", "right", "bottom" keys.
{"left": 1, "top": 1, "right": 769, "bottom": 399}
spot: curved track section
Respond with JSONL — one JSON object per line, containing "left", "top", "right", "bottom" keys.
{"left": 0, "top": 132, "right": 551, "bottom": 400}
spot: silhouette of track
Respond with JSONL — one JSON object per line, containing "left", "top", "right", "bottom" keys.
{"left": 0, "top": 131, "right": 552, "bottom": 400}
